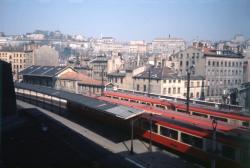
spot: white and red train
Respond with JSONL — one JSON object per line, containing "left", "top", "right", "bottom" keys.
{"left": 103, "top": 91, "right": 250, "bottom": 128}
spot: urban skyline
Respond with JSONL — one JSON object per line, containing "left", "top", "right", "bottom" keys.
{"left": 1, "top": 0, "right": 250, "bottom": 41}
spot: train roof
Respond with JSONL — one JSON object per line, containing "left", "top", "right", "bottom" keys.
{"left": 143, "top": 113, "right": 250, "bottom": 148}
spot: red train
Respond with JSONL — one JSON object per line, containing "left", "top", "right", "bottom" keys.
{"left": 136, "top": 113, "right": 250, "bottom": 168}
{"left": 103, "top": 91, "right": 250, "bottom": 128}
{"left": 98, "top": 95, "right": 250, "bottom": 167}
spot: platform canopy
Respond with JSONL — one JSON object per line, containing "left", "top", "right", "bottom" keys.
{"left": 15, "top": 82, "right": 144, "bottom": 120}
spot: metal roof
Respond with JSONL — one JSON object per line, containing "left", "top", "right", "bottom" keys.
{"left": 20, "top": 65, "right": 68, "bottom": 77}
{"left": 15, "top": 83, "right": 144, "bottom": 120}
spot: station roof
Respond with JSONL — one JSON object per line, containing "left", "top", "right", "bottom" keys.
{"left": 15, "top": 83, "right": 144, "bottom": 120}
{"left": 20, "top": 65, "right": 69, "bottom": 77}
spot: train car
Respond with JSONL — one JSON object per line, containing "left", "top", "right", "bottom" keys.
{"left": 136, "top": 113, "right": 250, "bottom": 168}
{"left": 98, "top": 96, "right": 249, "bottom": 134}
{"left": 104, "top": 91, "right": 250, "bottom": 128}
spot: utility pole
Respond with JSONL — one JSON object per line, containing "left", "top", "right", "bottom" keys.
{"left": 186, "top": 71, "right": 190, "bottom": 114}
{"left": 211, "top": 119, "right": 217, "bottom": 168}
{"left": 101, "top": 67, "right": 104, "bottom": 96}
{"left": 130, "top": 118, "right": 134, "bottom": 155}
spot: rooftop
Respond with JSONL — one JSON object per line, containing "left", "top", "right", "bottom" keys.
{"left": 134, "top": 67, "right": 177, "bottom": 80}
{"left": 20, "top": 65, "right": 68, "bottom": 77}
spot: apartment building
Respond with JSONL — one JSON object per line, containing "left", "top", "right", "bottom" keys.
{"left": 204, "top": 50, "right": 244, "bottom": 102}
{"left": 171, "top": 47, "right": 206, "bottom": 76}
{"left": 0, "top": 49, "right": 34, "bottom": 80}
{"left": 133, "top": 67, "right": 204, "bottom": 99}
{"left": 152, "top": 37, "right": 186, "bottom": 56}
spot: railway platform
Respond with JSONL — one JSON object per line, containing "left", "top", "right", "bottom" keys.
{"left": 17, "top": 100, "right": 203, "bottom": 168}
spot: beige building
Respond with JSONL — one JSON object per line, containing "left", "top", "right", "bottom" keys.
{"left": 34, "top": 45, "right": 59, "bottom": 66}
{"left": 108, "top": 66, "right": 204, "bottom": 99}
{"left": 107, "top": 53, "right": 124, "bottom": 74}
{"left": 133, "top": 67, "right": 204, "bottom": 99}
{"left": 129, "top": 40, "right": 147, "bottom": 55}
{"left": 204, "top": 50, "right": 244, "bottom": 102}
{"left": 152, "top": 37, "right": 186, "bottom": 56}
{"left": 171, "top": 47, "right": 206, "bottom": 76}
{"left": 88, "top": 55, "right": 108, "bottom": 80}
{"left": 56, "top": 70, "right": 110, "bottom": 96}
{"left": 0, "top": 49, "right": 34, "bottom": 80}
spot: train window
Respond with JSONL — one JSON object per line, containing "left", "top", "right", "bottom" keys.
{"left": 210, "top": 116, "right": 228, "bottom": 122}
{"left": 242, "top": 121, "right": 249, "bottom": 127}
{"left": 156, "top": 104, "right": 165, "bottom": 109}
{"left": 221, "top": 145, "right": 235, "bottom": 160}
{"left": 130, "top": 99, "right": 137, "bottom": 103}
{"left": 177, "top": 109, "right": 189, "bottom": 114}
{"left": 113, "top": 96, "right": 119, "bottom": 99}
{"left": 141, "top": 119, "right": 157, "bottom": 133}
{"left": 192, "top": 112, "right": 208, "bottom": 118}
{"left": 160, "top": 126, "right": 178, "bottom": 140}
{"left": 181, "top": 133, "right": 203, "bottom": 149}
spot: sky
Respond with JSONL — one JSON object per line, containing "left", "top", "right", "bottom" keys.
{"left": 0, "top": 0, "right": 250, "bottom": 42}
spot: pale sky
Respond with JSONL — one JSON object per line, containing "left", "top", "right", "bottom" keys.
{"left": 0, "top": 0, "right": 250, "bottom": 41}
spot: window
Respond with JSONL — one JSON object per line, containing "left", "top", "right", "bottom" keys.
{"left": 160, "top": 126, "right": 178, "bottom": 140}
{"left": 210, "top": 116, "right": 228, "bottom": 122}
{"left": 163, "top": 80, "right": 166, "bottom": 83}
{"left": 181, "top": 133, "right": 203, "bottom": 149}
{"left": 196, "top": 92, "right": 199, "bottom": 97}
{"left": 180, "top": 61, "right": 182, "bottom": 66}
{"left": 186, "top": 61, "right": 189, "bottom": 66}
{"left": 212, "top": 61, "right": 215, "bottom": 66}
{"left": 143, "top": 85, "right": 147, "bottom": 92}
{"left": 225, "top": 62, "right": 227, "bottom": 66}
{"left": 197, "top": 81, "right": 200, "bottom": 87}
{"left": 169, "top": 80, "right": 172, "bottom": 83}
{"left": 168, "top": 88, "right": 171, "bottom": 94}
{"left": 208, "top": 61, "right": 211, "bottom": 66}
{"left": 173, "top": 87, "right": 176, "bottom": 94}
{"left": 177, "top": 87, "right": 180, "bottom": 94}
{"left": 185, "top": 82, "right": 187, "bottom": 88}
{"left": 141, "top": 119, "right": 157, "bottom": 133}
{"left": 163, "top": 88, "right": 166, "bottom": 94}
{"left": 137, "top": 84, "right": 140, "bottom": 91}
{"left": 217, "top": 62, "right": 219, "bottom": 67}
{"left": 193, "top": 112, "right": 207, "bottom": 118}
{"left": 121, "top": 78, "right": 123, "bottom": 84}
{"left": 190, "top": 92, "right": 193, "bottom": 98}
{"left": 178, "top": 79, "right": 181, "bottom": 83}
{"left": 191, "top": 82, "right": 194, "bottom": 87}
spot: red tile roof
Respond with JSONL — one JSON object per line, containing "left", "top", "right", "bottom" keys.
{"left": 59, "top": 71, "right": 107, "bottom": 86}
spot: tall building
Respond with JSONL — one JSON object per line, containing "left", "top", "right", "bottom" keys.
{"left": 204, "top": 50, "right": 244, "bottom": 102}
{"left": 171, "top": 47, "right": 205, "bottom": 76}
{"left": 152, "top": 37, "right": 186, "bottom": 56}
{"left": 0, "top": 48, "right": 33, "bottom": 80}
